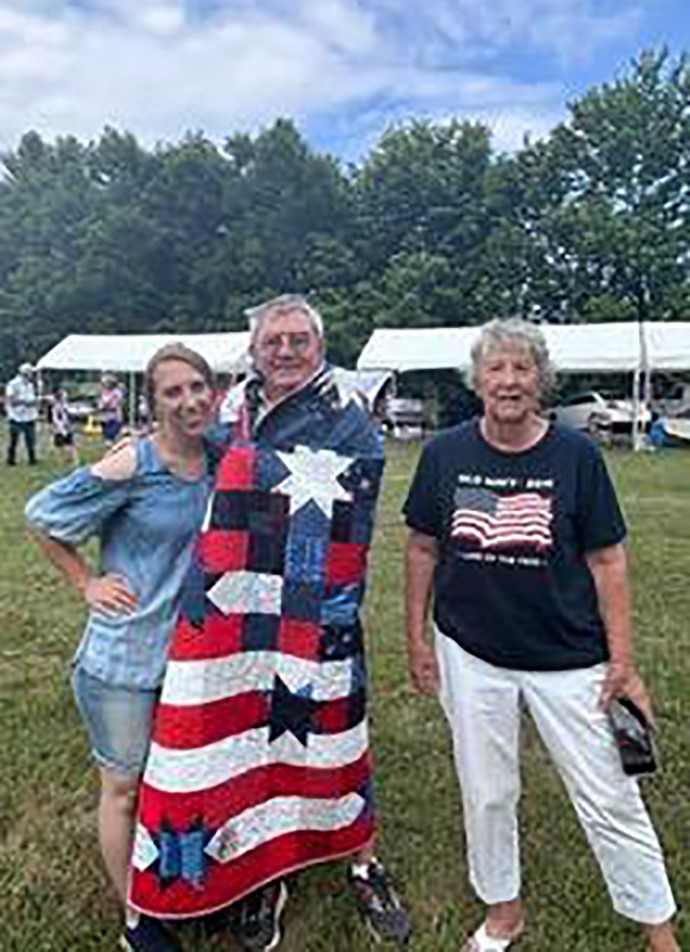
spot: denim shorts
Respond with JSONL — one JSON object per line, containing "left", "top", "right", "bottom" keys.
{"left": 72, "top": 665, "right": 159, "bottom": 778}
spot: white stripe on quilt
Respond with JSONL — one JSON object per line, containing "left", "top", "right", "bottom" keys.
{"left": 161, "top": 652, "right": 355, "bottom": 706}
{"left": 143, "top": 721, "right": 368, "bottom": 794}
{"left": 131, "top": 823, "right": 159, "bottom": 872}
{"left": 207, "top": 571, "right": 284, "bottom": 616}
{"left": 205, "top": 792, "right": 365, "bottom": 864}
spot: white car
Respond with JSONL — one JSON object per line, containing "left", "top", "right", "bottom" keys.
{"left": 66, "top": 398, "right": 97, "bottom": 422}
{"left": 552, "top": 391, "right": 651, "bottom": 434}
{"left": 382, "top": 397, "right": 428, "bottom": 437}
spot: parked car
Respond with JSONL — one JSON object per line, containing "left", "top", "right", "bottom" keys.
{"left": 65, "top": 397, "right": 97, "bottom": 422}
{"left": 382, "top": 397, "right": 429, "bottom": 437}
{"left": 551, "top": 390, "right": 652, "bottom": 434}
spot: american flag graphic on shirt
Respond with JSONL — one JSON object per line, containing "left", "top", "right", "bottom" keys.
{"left": 451, "top": 487, "right": 553, "bottom": 552}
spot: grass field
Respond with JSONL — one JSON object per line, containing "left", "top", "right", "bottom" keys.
{"left": 0, "top": 428, "right": 688, "bottom": 950}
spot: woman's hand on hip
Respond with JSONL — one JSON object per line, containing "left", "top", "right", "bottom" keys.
{"left": 84, "top": 574, "right": 137, "bottom": 616}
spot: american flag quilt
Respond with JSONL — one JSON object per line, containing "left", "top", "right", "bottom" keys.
{"left": 128, "top": 377, "right": 383, "bottom": 919}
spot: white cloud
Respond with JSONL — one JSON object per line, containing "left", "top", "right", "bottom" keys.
{"left": 97, "top": 0, "right": 185, "bottom": 31}
{"left": 138, "top": 6, "right": 185, "bottom": 37}
{"left": 524, "top": 1, "right": 643, "bottom": 62}
{"left": 0, "top": 7, "right": 68, "bottom": 44}
{"left": 0, "top": 0, "right": 644, "bottom": 158}
{"left": 477, "top": 105, "right": 568, "bottom": 153}
{"left": 296, "top": 0, "right": 379, "bottom": 56}
{"left": 366, "top": 0, "right": 643, "bottom": 62}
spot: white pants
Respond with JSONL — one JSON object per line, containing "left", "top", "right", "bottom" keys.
{"left": 435, "top": 630, "right": 676, "bottom": 925}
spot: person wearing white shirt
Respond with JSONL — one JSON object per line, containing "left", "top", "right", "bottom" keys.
{"left": 5, "top": 362, "right": 38, "bottom": 465}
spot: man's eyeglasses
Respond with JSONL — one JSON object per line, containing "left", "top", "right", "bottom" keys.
{"left": 258, "top": 333, "right": 314, "bottom": 354}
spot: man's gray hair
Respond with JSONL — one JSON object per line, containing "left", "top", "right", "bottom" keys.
{"left": 469, "top": 317, "right": 556, "bottom": 400}
{"left": 245, "top": 294, "right": 324, "bottom": 343}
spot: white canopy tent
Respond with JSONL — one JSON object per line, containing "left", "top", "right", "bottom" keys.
{"left": 357, "top": 322, "right": 690, "bottom": 374}
{"left": 644, "top": 322, "right": 690, "bottom": 372}
{"left": 357, "top": 321, "right": 690, "bottom": 448}
{"left": 541, "top": 322, "right": 643, "bottom": 374}
{"left": 36, "top": 332, "right": 251, "bottom": 375}
{"left": 36, "top": 332, "right": 251, "bottom": 426}
{"left": 356, "top": 327, "right": 476, "bottom": 374}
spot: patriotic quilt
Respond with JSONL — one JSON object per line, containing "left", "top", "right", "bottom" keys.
{"left": 128, "top": 371, "right": 383, "bottom": 918}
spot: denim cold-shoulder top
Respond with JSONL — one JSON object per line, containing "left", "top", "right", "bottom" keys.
{"left": 25, "top": 438, "right": 211, "bottom": 689}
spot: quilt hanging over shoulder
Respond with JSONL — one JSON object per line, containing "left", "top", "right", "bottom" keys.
{"left": 128, "top": 370, "right": 383, "bottom": 919}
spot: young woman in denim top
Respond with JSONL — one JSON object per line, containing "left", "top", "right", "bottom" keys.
{"left": 26, "top": 344, "right": 215, "bottom": 952}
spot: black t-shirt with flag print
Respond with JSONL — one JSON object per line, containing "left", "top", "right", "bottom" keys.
{"left": 403, "top": 419, "right": 627, "bottom": 671}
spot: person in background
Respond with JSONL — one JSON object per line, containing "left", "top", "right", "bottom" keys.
{"left": 49, "top": 388, "right": 78, "bottom": 467}
{"left": 5, "top": 362, "right": 39, "bottom": 465}
{"left": 129, "top": 295, "right": 410, "bottom": 951}
{"left": 403, "top": 318, "right": 678, "bottom": 952}
{"left": 372, "top": 377, "right": 394, "bottom": 435}
{"left": 98, "top": 372, "right": 125, "bottom": 443}
{"left": 26, "top": 344, "right": 216, "bottom": 952}
{"left": 136, "top": 392, "right": 151, "bottom": 432}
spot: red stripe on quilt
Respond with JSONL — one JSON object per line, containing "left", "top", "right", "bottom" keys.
{"left": 152, "top": 691, "right": 363, "bottom": 749}
{"left": 138, "top": 753, "right": 373, "bottom": 829}
{"left": 168, "top": 613, "right": 244, "bottom": 660}
{"left": 130, "top": 815, "right": 375, "bottom": 918}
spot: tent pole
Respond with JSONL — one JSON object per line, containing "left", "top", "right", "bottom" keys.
{"left": 643, "top": 343, "right": 653, "bottom": 424}
{"left": 129, "top": 371, "right": 136, "bottom": 433}
{"left": 632, "top": 367, "right": 641, "bottom": 450}
{"left": 633, "top": 319, "right": 650, "bottom": 451}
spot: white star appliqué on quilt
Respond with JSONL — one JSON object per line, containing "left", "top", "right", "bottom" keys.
{"left": 274, "top": 445, "right": 352, "bottom": 516}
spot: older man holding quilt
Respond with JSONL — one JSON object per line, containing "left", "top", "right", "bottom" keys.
{"left": 127, "top": 295, "right": 409, "bottom": 952}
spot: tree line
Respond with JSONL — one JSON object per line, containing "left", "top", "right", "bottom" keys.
{"left": 0, "top": 49, "right": 688, "bottom": 380}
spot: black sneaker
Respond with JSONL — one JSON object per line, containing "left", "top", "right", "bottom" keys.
{"left": 235, "top": 880, "right": 288, "bottom": 951}
{"left": 195, "top": 905, "right": 236, "bottom": 937}
{"left": 119, "top": 914, "right": 182, "bottom": 952}
{"left": 347, "top": 859, "right": 411, "bottom": 946}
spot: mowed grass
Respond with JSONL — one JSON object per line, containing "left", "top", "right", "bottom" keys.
{"left": 0, "top": 428, "right": 688, "bottom": 950}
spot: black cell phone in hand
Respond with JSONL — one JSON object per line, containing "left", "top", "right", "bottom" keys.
{"left": 608, "top": 697, "right": 657, "bottom": 776}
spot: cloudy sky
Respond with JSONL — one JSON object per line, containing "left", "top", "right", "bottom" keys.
{"left": 0, "top": 0, "right": 688, "bottom": 162}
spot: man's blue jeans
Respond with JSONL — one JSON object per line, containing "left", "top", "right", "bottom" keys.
{"left": 7, "top": 419, "right": 36, "bottom": 464}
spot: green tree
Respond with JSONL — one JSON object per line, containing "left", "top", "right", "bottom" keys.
{"left": 0, "top": 132, "right": 98, "bottom": 368}
{"left": 499, "top": 50, "right": 690, "bottom": 322}
{"left": 558, "top": 50, "right": 690, "bottom": 320}
{"left": 221, "top": 120, "right": 354, "bottom": 296}
{"left": 353, "top": 120, "right": 493, "bottom": 276}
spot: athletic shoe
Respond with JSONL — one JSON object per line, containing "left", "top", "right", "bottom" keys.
{"left": 235, "top": 880, "right": 288, "bottom": 951}
{"left": 347, "top": 859, "right": 411, "bottom": 946}
{"left": 194, "top": 906, "right": 236, "bottom": 937}
{"left": 119, "top": 914, "right": 183, "bottom": 952}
